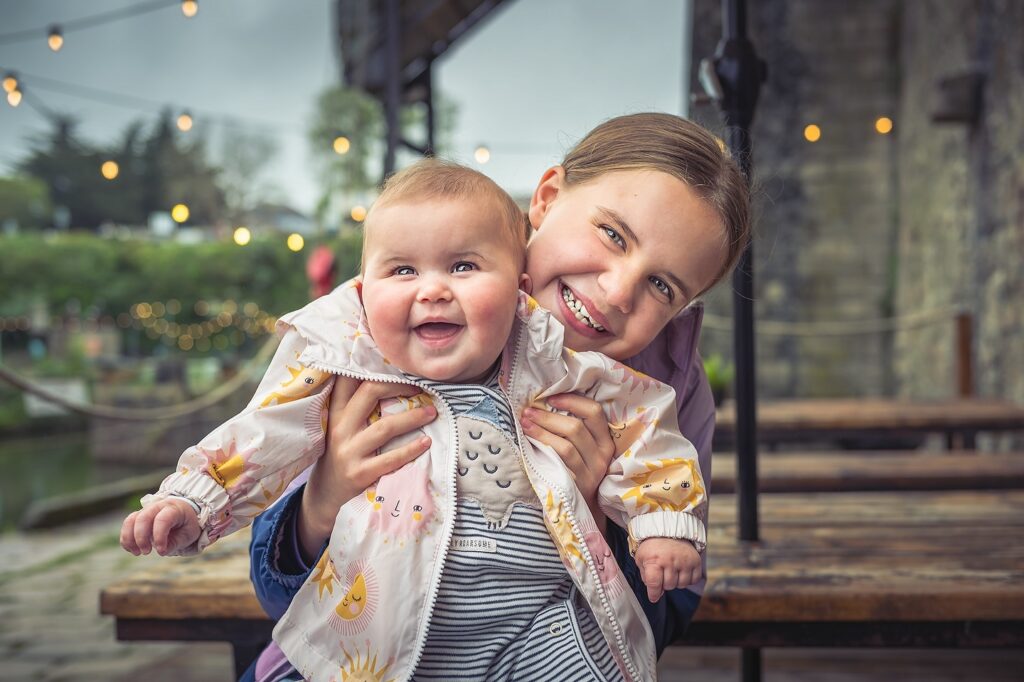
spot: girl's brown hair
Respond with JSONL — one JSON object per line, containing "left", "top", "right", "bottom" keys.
{"left": 561, "top": 113, "right": 750, "bottom": 296}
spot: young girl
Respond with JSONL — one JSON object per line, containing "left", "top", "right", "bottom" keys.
{"left": 244, "top": 113, "right": 750, "bottom": 681}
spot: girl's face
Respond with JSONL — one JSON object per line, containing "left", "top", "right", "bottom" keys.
{"left": 527, "top": 168, "right": 728, "bottom": 360}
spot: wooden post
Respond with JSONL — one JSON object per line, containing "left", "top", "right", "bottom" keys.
{"left": 952, "top": 312, "right": 976, "bottom": 449}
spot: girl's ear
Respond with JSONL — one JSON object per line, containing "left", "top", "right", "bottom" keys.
{"left": 528, "top": 166, "right": 566, "bottom": 233}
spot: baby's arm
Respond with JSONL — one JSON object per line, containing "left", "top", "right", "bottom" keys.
{"left": 634, "top": 537, "right": 702, "bottom": 603}
{"left": 129, "top": 327, "right": 334, "bottom": 555}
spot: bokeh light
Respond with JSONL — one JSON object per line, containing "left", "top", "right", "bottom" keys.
{"left": 171, "top": 203, "right": 190, "bottom": 223}
{"left": 233, "top": 226, "right": 252, "bottom": 245}
{"left": 286, "top": 233, "right": 305, "bottom": 252}
{"left": 804, "top": 124, "right": 822, "bottom": 143}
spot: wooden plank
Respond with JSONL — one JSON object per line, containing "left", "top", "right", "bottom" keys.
{"left": 711, "top": 450, "right": 1024, "bottom": 493}
{"left": 714, "top": 398, "right": 1024, "bottom": 440}
{"left": 101, "top": 491, "right": 1024, "bottom": 629}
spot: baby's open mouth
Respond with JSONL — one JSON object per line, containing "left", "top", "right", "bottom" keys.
{"left": 414, "top": 322, "right": 462, "bottom": 340}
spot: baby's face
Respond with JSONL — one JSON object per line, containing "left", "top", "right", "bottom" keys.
{"left": 361, "top": 197, "right": 524, "bottom": 383}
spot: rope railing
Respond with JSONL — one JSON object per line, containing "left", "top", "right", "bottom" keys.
{"left": 701, "top": 304, "right": 965, "bottom": 337}
{"left": 0, "top": 335, "right": 280, "bottom": 421}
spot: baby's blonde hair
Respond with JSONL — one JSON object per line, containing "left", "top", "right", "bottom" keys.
{"left": 362, "top": 158, "right": 529, "bottom": 271}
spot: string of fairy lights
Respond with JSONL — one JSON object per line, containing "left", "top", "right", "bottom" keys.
{"left": 0, "top": 298, "right": 279, "bottom": 353}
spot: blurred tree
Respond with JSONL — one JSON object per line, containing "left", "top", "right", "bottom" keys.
{"left": 307, "top": 85, "right": 457, "bottom": 230}
{"left": 0, "top": 176, "right": 52, "bottom": 230}
{"left": 217, "top": 128, "right": 280, "bottom": 224}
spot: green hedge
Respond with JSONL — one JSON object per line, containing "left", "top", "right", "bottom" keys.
{"left": 0, "top": 232, "right": 363, "bottom": 319}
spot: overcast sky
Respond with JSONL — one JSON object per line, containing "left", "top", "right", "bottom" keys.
{"left": 0, "top": 0, "right": 692, "bottom": 213}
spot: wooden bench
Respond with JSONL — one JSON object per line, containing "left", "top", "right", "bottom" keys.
{"left": 101, "top": 488, "right": 1024, "bottom": 677}
{"left": 714, "top": 398, "right": 1024, "bottom": 448}
{"left": 711, "top": 450, "right": 1024, "bottom": 493}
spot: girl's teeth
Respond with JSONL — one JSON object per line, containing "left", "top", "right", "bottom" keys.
{"left": 561, "top": 286, "right": 606, "bottom": 332}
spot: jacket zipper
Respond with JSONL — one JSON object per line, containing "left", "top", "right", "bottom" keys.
{"left": 500, "top": 329, "right": 641, "bottom": 682}
{"left": 303, "top": 359, "right": 459, "bottom": 680}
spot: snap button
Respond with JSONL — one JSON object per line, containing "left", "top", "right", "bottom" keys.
{"left": 548, "top": 621, "right": 564, "bottom": 636}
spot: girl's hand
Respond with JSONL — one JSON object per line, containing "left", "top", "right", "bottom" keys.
{"left": 520, "top": 393, "right": 615, "bottom": 528}
{"left": 298, "top": 377, "right": 437, "bottom": 558}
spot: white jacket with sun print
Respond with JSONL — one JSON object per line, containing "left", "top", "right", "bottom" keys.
{"left": 143, "top": 277, "right": 708, "bottom": 682}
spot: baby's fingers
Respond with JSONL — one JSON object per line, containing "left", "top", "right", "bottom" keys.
{"left": 120, "top": 513, "right": 142, "bottom": 555}
{"left": 364, "top": 435, "right": 432, "bottom": 482}
{"left": 130, "top": 504, "right": 161, "bottom": 555}
{"left": 151, "top": 505, "right": 186, "bottom": 555}
{"left": 642, "top": 562, "right": 665, "bottom": 603}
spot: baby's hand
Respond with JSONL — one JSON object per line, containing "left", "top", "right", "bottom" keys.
{"left": 634, "top": 537, "right": 702, "bottom": 603}
{"left": 120, "top": 498, "right": 201, "bottom": 556}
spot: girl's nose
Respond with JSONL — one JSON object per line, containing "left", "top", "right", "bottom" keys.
{"left": 599, "top": 269, "right": 638, "bottom": 314}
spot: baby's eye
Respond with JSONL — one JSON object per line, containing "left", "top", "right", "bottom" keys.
{"left": 650, "top": 276, "right": 674, "bottom": 301}
{"left": 394, "top": 266, "right": 416, "bottom": 276}
{"left": 452, "top": 261, "right": 475, "bottom": 273}
{"left": 601, "top": 225, "right": 626, "bottom": 249}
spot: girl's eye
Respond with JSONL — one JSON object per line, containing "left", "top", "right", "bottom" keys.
{"left": 650, "top": 276, "right": 674, "bottom": 301}
{"left": 452, "top": 262, "right": 475, "bottom": 273}
{"left": 394, "top": 266, "right": 416, "bottom": 276}
{"left": 601, "top": 225, "right": 626, "bottom": 249}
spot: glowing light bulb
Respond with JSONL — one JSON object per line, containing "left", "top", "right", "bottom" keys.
{"left": 181, "top": 0, "right": 198, "bottom": 18}
{"left": 875, "top": 117, "right": 894, "bottom": 135}
{"left": 234, "top": 226, "right": 252, "bottom": 245}
{"left": 171, "top": 203, "right": 190, "bottom": 223}
{"left": 286, "top": 233, "right": 305, "bottom": 252}
{"left": 474, "top": 146, "right": 491, "bottom": 164}
{"left": 101, "top": 161, "right": 120, "bottom": 180}
{"left": 2, "top": 74, "right": 17, "bottom": 93}
{"left": 333, "top": 136, "right": 351, "bottom": 154}
{"left": 350, "top": 205, "right": 367, "bottom": 222}
{"left": 7, "top": 90, "right": 22, "bottom": 107}
{"left": 804, "top": 124, "right": 821, "bottom": 143}
{"left": 48, "top": 27, "right": 64, "bottom": 52}
{"left": 177, "top": 112, "right": 193, "bottom": 132}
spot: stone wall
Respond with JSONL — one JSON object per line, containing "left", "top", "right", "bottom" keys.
{"left": 691, "top": 0, "right": 902, "bottom": 398}
{"left": 691, "top": 0, "right": 1021, "bottom": 413}
{"left": 895, "top": 0, "right": 1024, "bottom": 431}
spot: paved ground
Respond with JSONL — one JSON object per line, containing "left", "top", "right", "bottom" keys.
{"left": 2, "top": 511, "right": 1022, "bottom": 681}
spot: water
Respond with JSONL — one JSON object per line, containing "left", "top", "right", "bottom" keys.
{"left": 0, "top": 431, "right": 155, "bottom": 530}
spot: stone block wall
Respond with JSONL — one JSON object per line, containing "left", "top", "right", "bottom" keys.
{"left": 895, "top": 0, "right": 1024, "bottom": 421}
{"left": 690, "top": 0, "right": 901, "bottom": 398}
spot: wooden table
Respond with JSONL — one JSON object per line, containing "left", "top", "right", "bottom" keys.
{"left": 100, "top": 489, "right": 1024, "bottom": 677}
{"left": 714, "top": 398, "right": 1024, "bottom": 447}
{"left": 711, "top": 449, "right": 1024, "bottom": 493}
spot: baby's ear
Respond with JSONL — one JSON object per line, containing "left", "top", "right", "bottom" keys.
{"left": 519, "top": 273, "right": 533, "bottom": 294}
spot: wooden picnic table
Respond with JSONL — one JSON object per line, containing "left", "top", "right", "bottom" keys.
{"left": 711, "top": 449, "right": 1024, "bottom": 493}
{"left": 100, "top": 487, "right": 1024, "bottom": 677}
{"left": 714, "top": 397, "right": 1024, "bottom": 446}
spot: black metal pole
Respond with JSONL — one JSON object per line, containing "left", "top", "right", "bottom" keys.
{"left": 714, "top": 0, "right": 764, "bottom": 545}
{"left": 383, "top": 0, "right": 401, "bottom": 176}
{"left": 425, "top": 63, "right": 436, "bottom": 156}
{"left": 711, "top": 1, "right": 765, "bottom": 680}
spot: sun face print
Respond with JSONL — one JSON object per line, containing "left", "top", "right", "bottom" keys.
{"left": 200, "top": 440, "right": 260, "bottom": 492}
{"left": 367, "top": 457, "right": 435, "bottom": 541}
{"left": 259, "top": 364, "right": 331, "bottom": 407}
{"left": 610, "top": 360, "right": 662, "bottom": 395}
{"left": 622, "top": 458, "right": 705, "bottom": 514}
{"left": 329, "top": 560, "right": 378, "bottom": 636}
{"left": 605, "top": 401, "right": 658, "bottom": 458}
{"left": 543, "top": 490, "right": 584, "bottom": 570}
{"left": 339, "top": 643, "right": 395, "bottom": 682}
{"left": 310, "top": 550, "right": 339, "bottom": 600}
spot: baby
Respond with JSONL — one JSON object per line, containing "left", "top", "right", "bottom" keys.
{"left": 121, "top": 159, "right": 707, "bottom": 682}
